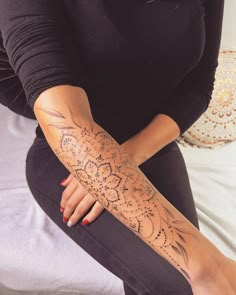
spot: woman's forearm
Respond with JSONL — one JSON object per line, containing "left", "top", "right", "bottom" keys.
{"left": 122, "top": 113, "right": 181, "bottom": 166}
{"left": 34, "top": 85, "right": 223, "bottom": 287}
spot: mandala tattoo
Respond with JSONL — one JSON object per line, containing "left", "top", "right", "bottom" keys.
{"left": 37, "top": 105, "right": 199, "bottom": 282}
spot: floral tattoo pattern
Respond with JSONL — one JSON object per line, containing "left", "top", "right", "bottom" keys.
{"left": 37, "top": 105, "right": 199, "bottom": 282}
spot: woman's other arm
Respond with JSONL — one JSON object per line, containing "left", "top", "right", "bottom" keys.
{"left": 116, "top": 0, "right": 225, "bottom": 166}
{"left": 156, "top": 0, "right": 224, "bottom": 135}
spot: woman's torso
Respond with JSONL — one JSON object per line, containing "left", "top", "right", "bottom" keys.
{"left": 0, "top": 0, "right": 205, "bottom": 142}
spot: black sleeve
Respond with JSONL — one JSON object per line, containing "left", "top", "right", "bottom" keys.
{"left": 157, "top": 0, "right": 225, "bottom": 135}
{"left": 0, "top": 0, "right": 83, "bottom": 110}
{"left": 0, "top": 32, "right": 36, "bottom": 119}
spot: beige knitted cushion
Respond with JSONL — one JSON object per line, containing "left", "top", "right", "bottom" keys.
{"left": 178, "top": 50, "right": 236, "bottom": 148}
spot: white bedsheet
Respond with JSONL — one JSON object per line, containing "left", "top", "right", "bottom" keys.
{"left": 178, "top": 143, "right": 236, "bottom": 259}
{"left": 0, "top": 104, "right": 236, "bottom": 295}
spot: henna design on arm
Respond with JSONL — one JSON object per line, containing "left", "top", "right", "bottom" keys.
{"left": 37, "top": 105, "right": 199, "bottom": 282}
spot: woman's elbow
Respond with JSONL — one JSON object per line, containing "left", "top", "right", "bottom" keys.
{"left": 33, "top": 85, "right": 94, "bottom": 134}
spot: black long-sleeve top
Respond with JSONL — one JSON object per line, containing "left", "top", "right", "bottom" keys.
{"left": 0, "top": 0, "right": 224, "bottom": 144}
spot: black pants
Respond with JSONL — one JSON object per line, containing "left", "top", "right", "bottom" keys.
{"left": 25, "top": 134, "right": 199, "bottom": 295}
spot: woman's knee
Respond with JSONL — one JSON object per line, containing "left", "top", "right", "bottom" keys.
{"left": 25, "top": 136, "right": 68, "bottom": 205}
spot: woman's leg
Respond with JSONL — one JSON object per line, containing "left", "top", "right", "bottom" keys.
{"left": 25, "top": 135, "right": 199, "bottom": 295}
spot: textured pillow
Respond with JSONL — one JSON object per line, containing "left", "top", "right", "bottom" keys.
{"left": 178, "top": 50, "right": 236, "bottom": 148}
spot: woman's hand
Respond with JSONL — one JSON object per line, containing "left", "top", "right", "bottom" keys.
{"left": 191, "top": 255, "right": 236, "bottom": 295}
{"left": 59, "top": 140, "right": 140, "bottom": 227}
{"left": 60, "top": 173, "right": 105, "bottom": 227}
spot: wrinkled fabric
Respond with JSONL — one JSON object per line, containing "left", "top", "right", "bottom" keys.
{"left": 0, "top": 0, "right": 224, "bottom": 139}
{"left": 0, "top": 34, "right": 35, "bottom": 119}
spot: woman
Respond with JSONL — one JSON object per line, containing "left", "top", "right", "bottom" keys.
{"left": 0, "top": 0, "right": 235, "bottom": 294}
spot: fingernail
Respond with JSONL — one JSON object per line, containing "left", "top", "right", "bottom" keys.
{"left": 82, "top": 219, "right": 89, "bottom": 226}
{"left": 63, "top": 216, "right": 69, "bottom": 223}
{"left": 67, "top": 220, "right": 73, "bottom": 227}
{"left": 60, "top": 178, "right": 67, "bottom": 186}
{"left": 60, "top": 206, "right": 64, "bottom": 213}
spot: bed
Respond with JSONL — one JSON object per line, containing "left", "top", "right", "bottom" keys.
{"left": 1, "top": 1, "right": 236, "bottom": 294}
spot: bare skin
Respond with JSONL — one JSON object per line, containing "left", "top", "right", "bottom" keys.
{"left": 60, "top": 174, "right": 105, "bottom": 225}
{"left": 192, "top": 257, "right": 236, "bottom": 295}
{"left": 60, "top": 112, "right": 181, "bottom": 226}
{"left": 34, "top": 85, "right": 236, "bottom": 294}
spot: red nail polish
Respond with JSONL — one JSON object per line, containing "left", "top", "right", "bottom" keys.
{"left": 60, "top": 178, "right": 67, "bottom": 186}
{"left": 60, "top": 207, "right": 64, "bottom": 213}
{"left": 82, "top": 219, "right": 89, "bottom": 226}
{"left": 63, "top": 216, "right": 69, "bottom": 223}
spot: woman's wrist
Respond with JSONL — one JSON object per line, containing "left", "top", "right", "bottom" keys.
{"left": 120, "top": 113, "right": 180, "bottom": 167}
{"left": 121, "top": 139, "right": 148, "bottom": 166}
{"left": 189, "top": 234, "right": 226, "bottom": 287}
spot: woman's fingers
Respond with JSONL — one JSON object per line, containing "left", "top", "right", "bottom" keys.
{"left": 60, "top": 177, "right": 79, "bottom": 209}
{"left": 66, "top": 193, "right": 96, "bottom": 227}
{"left": 63, "top": 187, "right": 88, "bottom": 222}
{"left": 60, "top": 173, "right": 74, "bottom": 186}
{"left": 82, "top": 199, "right": 105, "bottom": 224}
{"left": 59, "top": 175, "right": 105, "bottom": 227}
